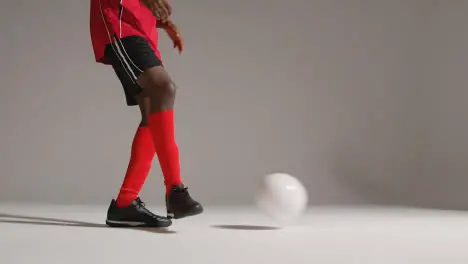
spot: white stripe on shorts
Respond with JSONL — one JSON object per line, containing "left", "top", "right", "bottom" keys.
{"left": 112, "top": 37, "right": 138, "bottom": 81}
{"left": 98, "top": 0, "right": 136, "bottom": 83}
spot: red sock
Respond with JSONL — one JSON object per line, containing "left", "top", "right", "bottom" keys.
{"left": 116, "top": 127, "right": 155, "bottom": 208}
{"left": 148, "top": 110, "right": 183, "bottom": 194}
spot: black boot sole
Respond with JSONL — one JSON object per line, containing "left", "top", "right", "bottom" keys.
{"left": 167, "top": 205, "right": 204, "bottom": 219}
{"left": 105, "top": 219, "right": 172, "bottom": 228}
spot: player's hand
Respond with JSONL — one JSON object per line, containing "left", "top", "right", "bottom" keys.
{"left": 161, "top": 21, "right": 184, "bottom": 54}
{"left": 141, "top": 0, "right": 172, "bottom": 21}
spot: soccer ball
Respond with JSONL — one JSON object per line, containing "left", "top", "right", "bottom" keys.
{"left": 255, "top": 173, "right": 308, "bottom": 225}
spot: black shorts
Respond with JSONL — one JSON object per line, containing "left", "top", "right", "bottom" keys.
{"left": 104, "top": 35, "right": 162, "bottom": 106}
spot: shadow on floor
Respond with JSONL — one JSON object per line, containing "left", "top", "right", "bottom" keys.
{"left": 211, "top": 224, "right": 280, "bottom": 231}
{"left": 0, "top": 213, "right": 175, "bottom": 234}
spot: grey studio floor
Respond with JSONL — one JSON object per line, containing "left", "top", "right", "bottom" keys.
{"left": 1, "top": 204, "right": 468, "bottom": 264}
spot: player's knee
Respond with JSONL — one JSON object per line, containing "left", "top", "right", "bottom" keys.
{"left": 137, "top": 67, "right": 177, "bottom": 110}
{"left": 147, "top": 79, "right": 176, "bottom": 106}
{"left": 159, "top": 80, "right": 177, "bottom": 101}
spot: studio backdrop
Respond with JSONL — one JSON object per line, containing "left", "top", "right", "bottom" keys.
{"left": 1, "top": 0, "right": 467, "bottom": 209}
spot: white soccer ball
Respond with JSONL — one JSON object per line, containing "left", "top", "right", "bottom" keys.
{"left": 255, "top": 173, "right": 308, "bottom": 225}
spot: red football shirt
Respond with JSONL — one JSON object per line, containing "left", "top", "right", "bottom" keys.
{"left": 90, "top": 0, "right": 161, "bottom": 64}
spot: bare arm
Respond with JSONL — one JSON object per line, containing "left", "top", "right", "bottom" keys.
{"left": 156, "top": 19, "right": 174, "bottom": 29}
{"left": 156, "top": 20, "right": 166, "bottom": 28}
{"left": 156, "top": 19, "right": 184, "bottom": 53}
{"left": 142, "top": 0, "right": 172, "bottom": 21}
